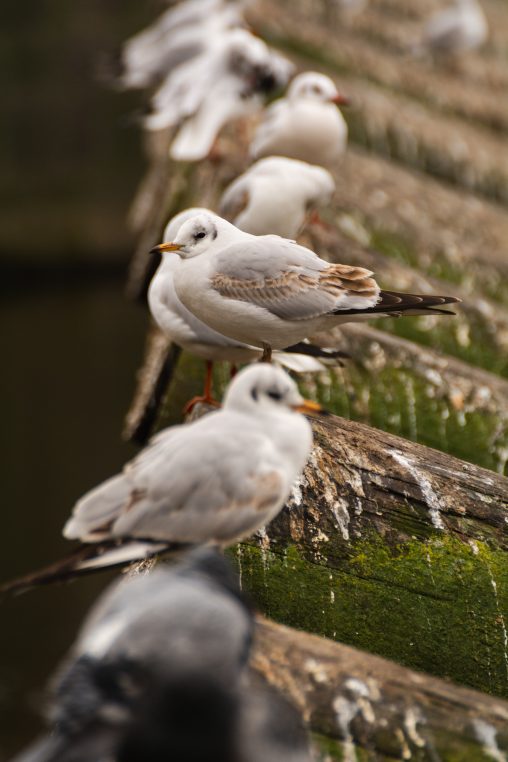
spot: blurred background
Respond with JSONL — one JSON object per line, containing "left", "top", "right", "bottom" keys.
{"left": 0, "top": 3, "right": 162, "bottom": 757}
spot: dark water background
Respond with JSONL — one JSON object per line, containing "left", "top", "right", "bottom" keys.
{"left": 0, "top": 3, "right": 162, "bottom": 757}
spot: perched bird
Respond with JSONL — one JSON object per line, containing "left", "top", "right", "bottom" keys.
{"left": 220, "top": 156, "right": 335, "bottom": 238}
{"left": 115, "top": 0, "right": 246, "bottom": 90}
{"left": 250, "top": 72, "right": 349, "bottom": 167}
{"left": 11, "top": 549, "right": 254, "bottom": 762}
{"left": 414, "top": 0, "right": 488, "bottom": 57}
{"left": 145, "top": 28, "right": 294, "bottom": 161}
{"left": 2, "top": 364, "right": 320, "bottom": 591}
{"left": 161, "top": 213, "right": 460, "bottom": 358}
{"left": 149, "top": 208, "right": 344, "bottom": 409}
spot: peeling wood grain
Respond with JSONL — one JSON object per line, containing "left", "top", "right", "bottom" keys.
{"left": 252, "top": 617, "right": 508, "bottom": 761}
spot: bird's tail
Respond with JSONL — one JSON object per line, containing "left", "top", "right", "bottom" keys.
{"left": 335, "top": 290, "right": 461, "bottom": 317}
{"left": 0, "top": 539, "right": 177, "bottom": 598}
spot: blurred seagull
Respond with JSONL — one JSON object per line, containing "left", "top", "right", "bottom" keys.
{"left": 145, "top": 28, "right": 294, "bottom": 161}
{"left": 11, "top": 549, "right": 254, "bottom": 762}
{"left": 149, "top": 208, "right": 345, "bottom": 409}
{"left": 116, "top": 0, "right": 247, "bottom": 90}
{"left": 251, "top": 72, "right": 349, "bottom": 167}
{"left": 220, "top": 156, "right": 335, "bottom": 238}
{"left": 2, "top": 364, "right": 319, "bottom": 592}
{"left": 414, "top": 0, "right": 488, "bottom": 57}
{"left": 162, "top": 213, "right": 460, "bottom": 358}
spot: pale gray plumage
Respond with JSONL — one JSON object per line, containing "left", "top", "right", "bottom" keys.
{"left": 169, "top": 213, "right": 459, "bottom": 351}
{"left": 62, "top": 364, "right": 314, "bottom": 562}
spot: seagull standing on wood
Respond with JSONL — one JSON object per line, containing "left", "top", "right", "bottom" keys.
{"left": 250, "top": 72, "right": 349, "bottom": 167}
{"left": 2, "top": 364, "right": 320, "bottom": 592}
{"left": 160, "top": 213, "right": 460, "bottom": 360}
{"left": 145, "top": 28, "right": 294, "bottom": 161}
{"left": 220, "top": 156, "right": 335, "bottom": 238}
{"left": 149, "top": 208, "right": 345, "bottom": 409}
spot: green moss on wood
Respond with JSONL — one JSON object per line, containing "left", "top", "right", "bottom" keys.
{"left": 230, "top": 536, "right": 508, "bottom": 698}
{"left": 159, "top": 352, "right": 508, "bottom": 475}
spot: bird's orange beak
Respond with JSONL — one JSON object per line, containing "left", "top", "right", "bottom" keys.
{"left": 330, "top": 93, "right": 350, "bottom": 106}
{"left": 293, "top": 399, "right": 328, "bottom": 416}
{"left": 150, "top": 242, "right": 182, "bottom": 254}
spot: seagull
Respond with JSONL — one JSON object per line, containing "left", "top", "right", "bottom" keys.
{"left": 220, "top": 156, "right": 335, "bottom": 238}
{"left": 115, "top": 0, "right": 246, "bottom": 90}
{"left": 2, "top": 364, "right": 320, "bottom": 592}
{"left": 414, "top": 0, "right": 488, "bottom": 57}
{"left": 159, "top": 213, "right": 460, "bottom": 359}
{"left": 250, "top": 72, "right": 349, "bottom": 167}
{"left": 144, "top": 28, "right": 294, "bottom": 161}
{"left": 149, "top": 208, "right": 345, "bottom": 409}
{"left": 11, "top": 549, "right": 254, "bottom": 762}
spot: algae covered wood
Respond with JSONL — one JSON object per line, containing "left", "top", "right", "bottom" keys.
{"left": 252, "top": 617, "right": 508, "bottom": 761}
{"left": 230, "top": 411, "right": 508, "bottom": 699}
{"left": 125, "top": 319, "right": 508, "bottom": 475}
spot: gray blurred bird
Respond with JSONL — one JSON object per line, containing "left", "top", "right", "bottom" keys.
{"left": 10, "top": 549, "right": 253, "bottom": 762}
{"left": 414, "top": 0, "right": 488, "bottom": 57}
{"left": 11, "top": 550, "right": 312, "bottom": 762}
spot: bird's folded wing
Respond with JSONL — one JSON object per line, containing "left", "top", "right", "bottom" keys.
{"left": 111, "top": 431, "right": 286, "bottom": 544}
{"left": 211, "top": 239, "right": 379, "bottom": 319}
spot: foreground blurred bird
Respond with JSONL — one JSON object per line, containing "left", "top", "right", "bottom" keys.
{"left": 413, "top": 0, "right": 488, "bottom": 57}
{"left": 11, "top": 549, "right": 311, "bottom": 762}
{"left": 220, "top": 156, "right": 335, "bottom": 238}
{"left": 251, "top": 72, "right": 349, "bottom": 166}
{"left": 157, "top": 212, "right": 460, "bottom": 359}
{"left": 145, "top": 28, "right": 294, "bottom": 161}
{"left": 2, "top": 364, "right": 320, "bottom": 593}
{"left": 11, "top": 549, "right": 250, "bottom": 761}
{"left": 149, "top": 208, "right": 345, "bottom": 409}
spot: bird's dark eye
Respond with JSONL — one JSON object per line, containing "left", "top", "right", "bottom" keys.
{"left": 251, "top": 388, "right": 258, "bottom": 401}
{"left": 266, "top": 389, "right": 283, "bottom": 401}
{"left": 195, "top": 231, "right": 206, "bottom": 240}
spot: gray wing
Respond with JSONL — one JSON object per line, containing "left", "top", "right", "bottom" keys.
{"left": 111, "top": 422, "right": 286, "bottom": 544}
{"left": 211, "top": 237, "right": 380, "bottom": 320}
{"left": 63, "top": 424, "right": 187, "bottom": 541}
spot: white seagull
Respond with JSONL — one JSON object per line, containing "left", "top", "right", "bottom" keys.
{"left": 149, "top": 208, "right": 344, "bottom": 409}
{"left": 0, "top": 364, "right": 320, "bottom": 594}
{"left": 220, "top": 156, "right": 335, "bottom": 238}
{"left": 250, "top": 72, "right": 349, "bottom": 167}
{"left": 415, "top": 0, "right": 488, "bottom": 57}
{"left": 158, "top": 213, "right": 460, "bottom": 357}
{"left": 145, "top": 28, "right": 294, "bottom": 161}
{"left": 116, "top": 0, "right": 246, "bottom": 90}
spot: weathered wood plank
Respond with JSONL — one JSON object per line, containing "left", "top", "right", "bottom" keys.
{"left": 253, "top": 617, "right": 508, "bottom": 761}
{"left": 230, "top": 411, "right": 508, "bottom": 698}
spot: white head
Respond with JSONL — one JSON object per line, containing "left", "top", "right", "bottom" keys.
{"left": 287, "top": 72, "right": 349, "bottom": 106}
{"left": 223, "top": 364, "right": 324, "bottom": 417}
{"left": 153, "top": 212, "right": 238, "bottom": 260}
{"left": 162, "top": 208, "right": 214, "bottom": 243}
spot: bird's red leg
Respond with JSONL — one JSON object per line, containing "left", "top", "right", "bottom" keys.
{"left": 229, "top": 364, "right": 238, "bottom": 379}
{"left": 183, "top": 361, "right": 221, "bottom": 415}
{"left": 308, "top": 208, "right": 332, "bottom": 230}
